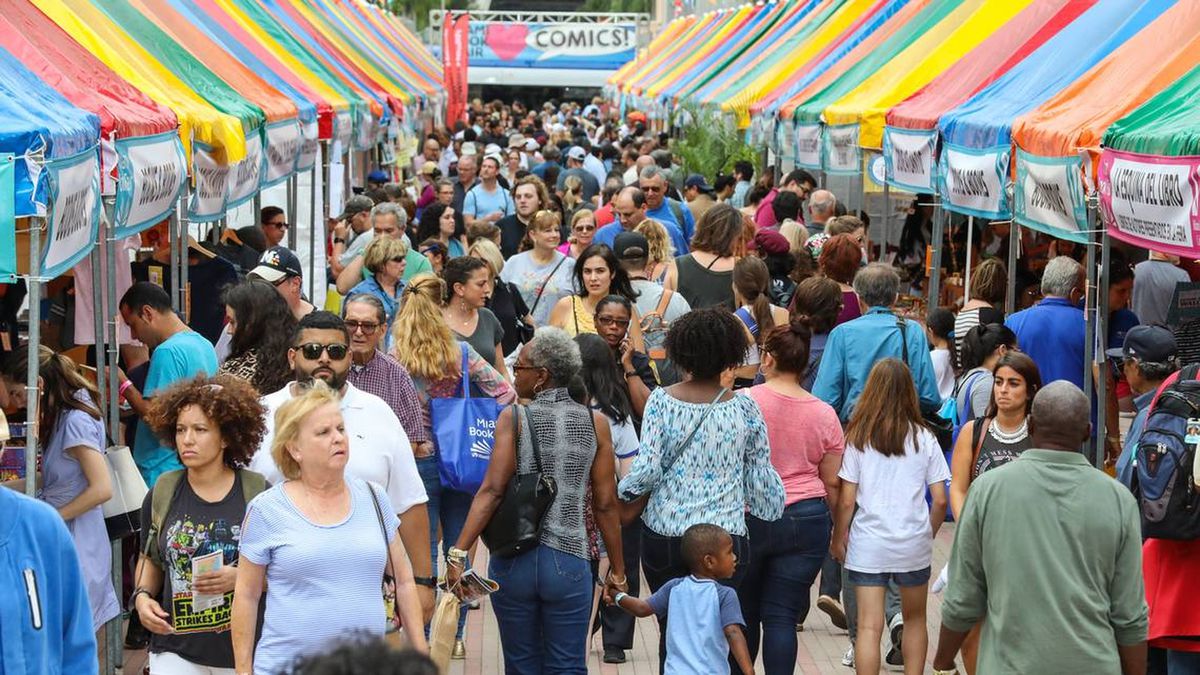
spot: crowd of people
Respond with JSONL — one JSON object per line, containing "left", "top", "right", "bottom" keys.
{"left": 3, "top": 95, "right": 1200, "bottom": 675}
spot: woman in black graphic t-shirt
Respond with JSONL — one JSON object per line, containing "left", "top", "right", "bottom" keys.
{"left": 132, "top": 376, "right": 268, "bottom": 673}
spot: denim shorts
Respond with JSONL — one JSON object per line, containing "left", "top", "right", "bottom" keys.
{"left": 847, "top": 566, "right": 931, "bottom": 588}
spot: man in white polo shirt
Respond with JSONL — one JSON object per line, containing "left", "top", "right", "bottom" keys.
{"left": 249, "top": 310, "right": 435, "bottom": 619}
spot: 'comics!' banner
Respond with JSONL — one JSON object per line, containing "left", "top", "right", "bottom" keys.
{"left": 465, "top": 22, "right": 636, "bottom": 70}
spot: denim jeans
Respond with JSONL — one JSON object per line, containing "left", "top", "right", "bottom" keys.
{"left": 1168, "top": 649, "right": 1200, "bottom": 675}
{"left": 739, "top": 498, "right": 830, "bottom": 675}
{"left": 819, "top": 553, "right": 842, "bottom": 598}
{"left": 641, "top": 523, "right": 751, "bottom": 674}
{"left": 416, "top": 455, "right": 473, "bottom": 639}
{"left": 843, "top": 565, "right": 901, "bottom": 642}
{"left": 489, "top": 544, "right": 593, "bottom": 674}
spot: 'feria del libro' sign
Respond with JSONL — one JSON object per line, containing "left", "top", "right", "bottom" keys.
{"left": 468, "top": 21, "right": 636, "bottom": 69}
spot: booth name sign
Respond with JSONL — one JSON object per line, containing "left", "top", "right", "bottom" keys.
{"left": 468, "top": 22, "right": 636, "bottom": 69}
{"left": 1100, "top": 148, "right": 1200, "bottom": 258}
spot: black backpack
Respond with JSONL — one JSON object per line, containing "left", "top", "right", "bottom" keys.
{"left": 1132, "top": 364, "right": 1200, "bottom": 540}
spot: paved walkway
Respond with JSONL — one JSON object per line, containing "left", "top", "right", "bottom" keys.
{"left": 123, "top": 524, "right": 956, "bottom": 674}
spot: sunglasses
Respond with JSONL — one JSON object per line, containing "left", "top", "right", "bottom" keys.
{"left": 267, "top": 221, "right": 290, "bottom": 229}
{"left": 390, "top": 256, "right": 406, "bottom": 263}
{"left": 294, "top": 343, "right": 349, "bottom": 360}
{"left": 344, "top": 321, "right": 380, "bottom": 335}
{"left": 574, "top": 224, "right": 596, "bottom": 233}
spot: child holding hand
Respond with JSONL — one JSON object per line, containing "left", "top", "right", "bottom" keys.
{"left": 611, "top": 523, "right": 753, "bottom": 675}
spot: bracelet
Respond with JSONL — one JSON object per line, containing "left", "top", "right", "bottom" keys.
{"left": 447, "top": 547, "right": 469, "bottom": 562}
{"left": 606, "top": 571, "right": 627, "bottom": 586}
{"left": 614, "top": 592, "right": 628, "bottom": 605}
{"left": 118, "top": 380, "right": 133, "bottom": 401}
{"left": 130, "top": 587, "right": 152, "bottom": 606}
{"left": 624, "top": 370, "right": 638, "bottom": 379}
{"left": 412, "top": 576, "right": 437, "bottom": 588}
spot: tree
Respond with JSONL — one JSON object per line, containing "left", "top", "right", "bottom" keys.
{"left": 671, "top": 104, "right": 759, "bottom": 182}
{"left": 393, "top": 0, "right": 470, "bottom": 31}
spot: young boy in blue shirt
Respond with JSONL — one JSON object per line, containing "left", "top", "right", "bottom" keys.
{"left": 611, "top": 523, "right": 753, "bottom": 675}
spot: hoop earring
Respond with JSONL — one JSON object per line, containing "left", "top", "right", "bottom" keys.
{"left": 533, "top": 382, "right": 543, "bottom": 396}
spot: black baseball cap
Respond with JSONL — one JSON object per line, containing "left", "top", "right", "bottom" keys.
{"left": 249, "top": 246, "right": 303, "bottom": 283}
{"left": 613, "top": 231, "right": 649, "bottom": 261}
{"left": 684, "top": 174, "right": 714, "bottom": 193}
{"left": 1106, "top": 324, "right": 1177, "bottom": 362}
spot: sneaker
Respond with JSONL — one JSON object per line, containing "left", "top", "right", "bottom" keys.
{"left": 841, "top": 643, "right": 855, "bottom": 668}
{"left": 817, "top": 594, "right": 848, "bottom": 630}
{"left": 603, "top": 646, "right": 627, "bottom": 664}
{"left": 884, "top": 615, "right": 904, "bottom": 669}
{"left": 452, "top": 639, "right": 466, "bottom": 660}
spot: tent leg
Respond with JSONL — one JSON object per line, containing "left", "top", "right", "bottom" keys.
{"left": 927, "top": 206, "right": 944, "bottom": 309}
{"left": 252, "top": 193, "right": 262, "bottom": 231}
{"left": 1082, "top": 207, "right": 1098, "bottom": 464}
{"left": 1006, "top": 224, "right": 1019, "bottom": 314}
{"left": 317, "top": 142, "right": 330, "bottom": 301}
{"left": 169, "top": 205, "right": 180, "bottom": 314}
{"left": 103, "top": 199, "right": 123, "bottom": 675}
{"left": 880, "top": 178, "right": 889, "bottom": 261}
{"left": 179, "top": 194, "right": 190, "bottom": 322}
{"left": 24, "top": 217, "right": 42, "bottom": 496}
{"left": 964, "top": 216, "right": 974, "bottom": 301}
{"left": 1096, "top": 225, "right": 1111, "bottom": 470}
{"left": 286, "top": 173, "right": 298, "bottom": 250}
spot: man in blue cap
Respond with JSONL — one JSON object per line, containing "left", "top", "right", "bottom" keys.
{"left": 1110, "top": 324, "right": 1180, "bottom": 485}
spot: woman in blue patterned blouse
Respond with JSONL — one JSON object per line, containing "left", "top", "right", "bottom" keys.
{"left": 618, "top": 307, "right": 785, "bottom": 670}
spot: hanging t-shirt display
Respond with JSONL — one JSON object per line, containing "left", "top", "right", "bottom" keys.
{"left": 131, "top": 251, "right": 237, "bottom": 344}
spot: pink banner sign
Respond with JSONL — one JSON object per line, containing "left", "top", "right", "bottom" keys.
{"left": 1100, "top": 148, "right": 1200, "bottom": 257}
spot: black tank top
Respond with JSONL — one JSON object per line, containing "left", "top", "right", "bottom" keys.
{"left": 676, "top": 253, "right": 734, "bottom": 310}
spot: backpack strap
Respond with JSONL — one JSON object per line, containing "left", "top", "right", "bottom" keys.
{"left": 1149, "top": 364, "right": 1199, "bottom": 411}
{"left": 734, "top": 306, "right": 758, "bottom": 336}
{"left": 669, "top": 199, "right": 686, "bottom": 232}
{"left": 970, "top": 417, "right": 992, "bottom": 472}
{"left": 146, "top": 469, "right": 186, "bottom": 557}
{"left": 238, "top": 469, "right": 268, "bottom": 503}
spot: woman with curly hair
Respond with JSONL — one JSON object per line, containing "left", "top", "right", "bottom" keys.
{"left": 133, "top": 375, "right": 268, "bottom": 674}
{"left": 416, "top": 202, "right": 467, "bottom": 258}
{"left": 218, "top": 279, "right": 296, "bottom": 395}
{"left": 634, "top": 218, "right": 676, "bottom": 284}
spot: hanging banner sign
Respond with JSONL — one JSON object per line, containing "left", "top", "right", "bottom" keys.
{"left": 883, "top": 127, "right": 937, "bottom": 193}
{"left": 823, "top": 124, "right": 861, "bottom": 175}
{"left": 334, "top": 111, "right": 353, "bottom": 156}
{"left": 795, "top": 123, "right": 822, "bottom": 169}
{"left": 190, "top": 142, "right": 229, "bottom": 223}
{"left": 939, "top": 143, "right": 1010, "bottom": 219}
{"left": 226, "top": 132, "right": 264, "bottom": 210}
{"left": 444, "top": 13, "right": 469, "bottom": 128}
{"left": 114, "top": 131, "right": 187, "bottom": 238}
{"left": 264, "top": 121, "right": 302, "bottom": 188}
{"left": 298, "top": 120, "right": 319, "bottom": 172}
{"left": 1099, "top": 149, "right": 1200, "bottom": 256}
{"left": 354, "top": 111, "right": 375, "bottom": 153}
{"left": 466, "top": 21, "right": 636, "bottom": 70}
{"left": 0, "top": 154, "right": 15, "bottom": 282}
{"left": 42, "top": 147, "right": 99, "bottom": 279}
{"left": 1014, "top": 150, "right": 1087, "bottom": 243}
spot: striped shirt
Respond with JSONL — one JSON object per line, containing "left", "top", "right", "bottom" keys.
{"left": 239, "top": 479, "right": 399, "bottom": 675}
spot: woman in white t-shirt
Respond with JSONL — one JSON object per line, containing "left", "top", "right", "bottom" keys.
{"left": 831, "top": 358, "right": 950, "bottom": 675}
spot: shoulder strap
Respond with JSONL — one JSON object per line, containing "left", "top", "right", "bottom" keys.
{"left": 1149, "top": 363, "right": 1199, "bottom": 411}
{"left": 735, "top": 306, "right": 758, "bottom": 335}
{"left": 238, "top": 469, "right": 267, "bottom": 503}
{"left": 147, "top": 469, "right": 186, "bottom": 554}
{"left": 366, "top": 481, "right": 395, "bottom": 578}
{"left": 669, "top": 199, "right": 685, "bottom": 228}
{"left": 653, "top": 287, "right": 673, "bottom": 318}
{"left": 662, "top": 388, "right": 727, "bottom": 474}
{"left": 521, "top": 404, "right": 546, "bottom": 474}
{"left": 970, "top": 417, "right": 991, "bottom": 469}
{"left": 458, "top": 342, "right": 471, "bottom": 399}
{"left": 895, "top": 315, "right": 909, "bottom": 367}
{"left": 529, "top": 254, "right": 568, "bottom": 314}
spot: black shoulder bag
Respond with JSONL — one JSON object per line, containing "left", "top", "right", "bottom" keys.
{"left": 482, "top": 405, "right": 558, "bottom": 558}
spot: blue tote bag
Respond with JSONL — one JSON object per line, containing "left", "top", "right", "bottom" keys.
{"left": 432, "top": 343, "right": 504, "bottom": 493}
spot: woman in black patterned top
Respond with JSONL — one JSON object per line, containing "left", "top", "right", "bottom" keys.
{"left": 217, "top": 280, "right": 295, "bottom": 395}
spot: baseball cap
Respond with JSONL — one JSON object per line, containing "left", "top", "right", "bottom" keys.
{"left": 684, "top": 174, "right": 714, "bottom": 193}
{"left": 460, "top": 142, "right": 478, "bottom": 156}
{"left": 508, "top": 134, "right": 525, "bottom": 148}
{"left": 524, "top": 138, "right": 539, "bottom": 151}
{"left": 336, "top": 194, "right": 374, "bottom": 222}
{"left": 420, "top": 161, "right": 438, "bottom": 176}
{"left": 567, "top": 146, "right": 587, "bottom": 162}
{"left": 367, "top": 169, "right": 388, "bottom": 183}
{"left": 249, "top": 246, "right": 303, "bottom": 283}
{"left": 1106, "top": 324, "right": 1177, "bottom": 362}
{"left": 613, "top": 231, "right": 649, "bottom": 261}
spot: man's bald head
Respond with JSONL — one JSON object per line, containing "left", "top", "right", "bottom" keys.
{"left": 1029, "top": 381, "right": 1092, "bottom": 452}
{"left": 635, "top": 154, "right": 655, "bottom": 172}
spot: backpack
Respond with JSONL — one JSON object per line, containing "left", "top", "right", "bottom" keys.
{"left": 938, "top": 369, "right": 988, "bottom": 446}
{"left": 1132, "top": 364, "right": 1200, "bottom": 540}
{"left": 143, "top": 468, "right": 268, "bottom": 558}
{"left": 641, "top": 288, "right": 680, "bottom": 385}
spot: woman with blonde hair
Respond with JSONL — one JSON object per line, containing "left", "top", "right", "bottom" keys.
{"left": 634, "top": 218, "right": 675, "bottom": 284}
{"left": 391, "top": 274, "right": 515, "bottom": 656}
{"left": 347, "top": 235, "right": 409, "bottom": 336}
{"left": 470, "top": 238, "right": 534, "bottom": 356}
{"left": 559, "top": 208, "right": 597, "bottom": 259}
{"left": 233, "top": 381, "right": 427, "bottom": 673}
{"left": 500, "top": 210, "right": 576, "bottom": 326}
{"left": 561, "top": 174, "right": 585, "bottom": 222}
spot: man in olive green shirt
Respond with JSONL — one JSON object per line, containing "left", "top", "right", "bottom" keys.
{"left": 934, "top": 382, "right": 1148, "bottom": 675}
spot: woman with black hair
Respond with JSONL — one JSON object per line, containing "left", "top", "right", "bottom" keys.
{"left": 591, "top": 295, "right": 657, "bottom": 420}
{"left": 548, "top": 244, "right": 641, "bottom": 342}
{"left": 218, "top": 278, "right": 297, "bottom": 395}
{"left": 618, "top": 307, "right": 785, "bottom": 670}
{"left": 416, "top": 202, "right": 467, "bottom": 258}
{"left": 955, "top": 323, "right": 1018, "bottom": 423}
{"left": 441, "top": 256, "right": 508, "bottom": 377}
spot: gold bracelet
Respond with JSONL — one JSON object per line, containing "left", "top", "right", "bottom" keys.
{"left": 607, "top": 572, "right": 627, "bottom": 586}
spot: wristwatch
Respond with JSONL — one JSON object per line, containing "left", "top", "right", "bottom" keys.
{"left": 412, "top": 576, "right": 437, "bottom": 589}
{"left": 624, "top": 370, "right": 638, "bottom": 379}
{"left": 613, "top": 592, "right": 629, "bottom": 605}
{"left": 332, "top": 237, "right": 346, "bottom": 244}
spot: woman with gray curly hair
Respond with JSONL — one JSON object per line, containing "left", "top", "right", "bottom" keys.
{"left": 447, "top": 326, "right": 626, "bottom": 673}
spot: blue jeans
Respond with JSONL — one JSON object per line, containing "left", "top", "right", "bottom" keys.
{"left": 489, "top": 544, "right": 593, "bottom": 674}
{"left": 1168, "top": 649, "right": 1200, "bottom": 674}
{"left": 847, "top": 567, "right": 931, "bottom": 588}
{"left": 739, "top": 498, "right": 831, "bottom": 675}
{"left": 417, "top": 455, "right": 473, "bottom": 639}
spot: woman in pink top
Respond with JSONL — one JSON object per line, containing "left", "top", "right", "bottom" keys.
{"left": 737, "top": 316, "right": 844, "bottom": 675}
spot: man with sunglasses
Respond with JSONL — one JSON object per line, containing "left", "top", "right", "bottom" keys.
{"left": 638, "top": 165, "right": 692, "bottom": 251}
{"left": 250, "top": 311, "right": 435, "bottom": 620}
{"left": 259, "top": 206, "right": 290, "bottom": 249}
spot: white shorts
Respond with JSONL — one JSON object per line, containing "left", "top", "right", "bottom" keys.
{"left": 148, "top": 651, "right": 236, "bottom": 675}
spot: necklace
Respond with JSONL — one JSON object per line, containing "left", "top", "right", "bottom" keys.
{"left": 989, "top": 418, "right": 1028, "bottom": 444}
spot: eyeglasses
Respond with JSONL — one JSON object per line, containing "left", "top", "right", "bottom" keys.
{"left": 344, "top": 321, "right": 380, "bottom": 335}
{"left": 596, "top": 316, "right": 631, "bottom": 329}
{"left": 390, "top": 256, "right": 407, "bottom": 263}
{"left": 294, "top": 343, "right": 349, "bottom": 360}
{"left": 574, "top": 224, "right": 596, "bottom": 233}
{"left": 512, "top": 363, "right": 543, "bottom": 372}
{"left": 640, "top": 184, "right": 664, "bottom": 193}
{"left": 267, "top": 221, "right": 290, "bottom": 230}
